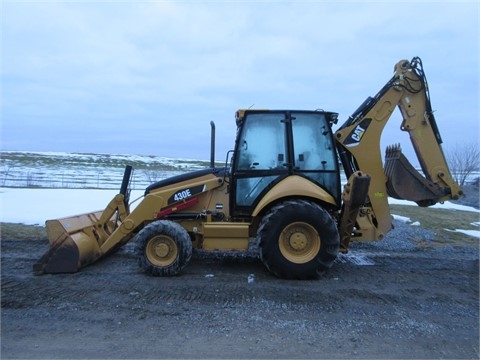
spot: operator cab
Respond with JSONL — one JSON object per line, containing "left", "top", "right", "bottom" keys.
{"left": 230, "top": 109, "right": 341, "bottom": 217}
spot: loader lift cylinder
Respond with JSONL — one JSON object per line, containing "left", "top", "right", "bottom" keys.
{"left": 120, "top": 165, "right": 133, "bottom": 206}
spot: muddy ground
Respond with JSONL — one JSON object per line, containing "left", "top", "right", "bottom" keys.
{"left": 1, "top": 216, "right": 479, "bottom": 360}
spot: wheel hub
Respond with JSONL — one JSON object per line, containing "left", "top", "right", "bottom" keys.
{"left": 155, "top": 243, "right": 170, "bottom": 258}
{"left": 288, "top": 231, "right": 308, "bottom": 251}
{"left": 279, "top": 222, "right": 321, "bottom": 264}
{"left": 146, "top": 235, "right": 178, "bottom": 267}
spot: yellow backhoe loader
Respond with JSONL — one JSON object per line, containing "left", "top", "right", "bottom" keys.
{"left": 34, "top": 57, "right": 462, "bottom": 279}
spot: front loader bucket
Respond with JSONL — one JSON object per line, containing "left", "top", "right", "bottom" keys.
{"left": 33, "top": 166, "right": 134, "bottom": 275}
{"left": 33, "top": 211, "right": 114, "bottom": 275}
{"left": 384, "top": 145, "right": 449, "bottom": 207}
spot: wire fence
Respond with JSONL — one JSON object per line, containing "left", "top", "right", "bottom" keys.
{"left": 1, "top": 162, "right": 478, "bottom": 190}
{"left": 0, "top": 168, "right": 189, "bottom": 190}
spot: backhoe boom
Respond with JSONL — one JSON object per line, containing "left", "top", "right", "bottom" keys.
{"left": 335, "top": 57, "right": 462, "bottom": 242}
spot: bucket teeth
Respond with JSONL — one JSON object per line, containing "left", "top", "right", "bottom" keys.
{"left": 385, "top": 144, "right": 402, "bottom": 157}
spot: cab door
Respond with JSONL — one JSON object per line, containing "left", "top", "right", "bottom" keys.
{"left": 231, "top": 111, "right": 290, "bottom": 217}
{"left": 290, "top": 112, "right": 340, "bottom": 202}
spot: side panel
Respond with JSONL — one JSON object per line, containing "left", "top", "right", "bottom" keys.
{"left": 202, "top": 223, "right": 250, "bottom": 250}
{"left": 149, "top": 172, "right": 229, "bottom": 215}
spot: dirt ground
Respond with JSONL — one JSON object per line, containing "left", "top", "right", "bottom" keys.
{"left": 1, "top": 218, "right": 479, "bottom": 360}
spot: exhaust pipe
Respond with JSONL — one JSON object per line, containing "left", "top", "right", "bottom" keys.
{"left": 210, "top": 121, "right": 215, "bottom": 168}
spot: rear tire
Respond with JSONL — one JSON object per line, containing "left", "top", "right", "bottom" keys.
{"left": 257, "top": 200, "right": 339, "bottom": 279}
{"left": 135, "top": 220, "right": 192, "bottom": 276}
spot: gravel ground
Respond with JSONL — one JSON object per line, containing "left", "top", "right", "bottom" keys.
{"left": 1, "top": 213, "right": 479, "bottom": 359}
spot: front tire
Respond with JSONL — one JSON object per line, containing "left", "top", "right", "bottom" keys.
{"left": 257, "top": 200, "right": 339, "bottom": 279}
{"left": 135, "top": 220, "right": 192, "bottom": 276}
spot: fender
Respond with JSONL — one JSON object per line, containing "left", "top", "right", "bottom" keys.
{"left": 252, "top": 175, "right": 337, "bottom": 217}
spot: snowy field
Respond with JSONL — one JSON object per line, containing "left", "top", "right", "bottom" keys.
{"left": 1, "top": 151, "right": 479, "bottom": 238}
{"left": 0, "top": 151, "right": 210, "bottom": 189}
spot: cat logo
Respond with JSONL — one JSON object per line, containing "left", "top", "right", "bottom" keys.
{"left": 345, "top": 118, "right": 371, "bottom": 146}
{"left": 351, "top": 124, "right": 366, "bottom": 141}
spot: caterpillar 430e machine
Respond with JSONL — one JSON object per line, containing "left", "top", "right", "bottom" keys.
{"left": 34, "top": 57, "right": 462, "bottom": 279}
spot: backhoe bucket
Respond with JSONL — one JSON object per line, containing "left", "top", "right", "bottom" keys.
{"left": 384, "top": 145, "right": 449, "bottom": 207}
{"left": 33, "top": 211, "right": 117, "bottom": 275}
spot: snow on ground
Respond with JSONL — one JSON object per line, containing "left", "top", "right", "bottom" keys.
{"left": 392, "top": 213, "right": 423, "bottom": 226}
{"left": 445, "top": 229, "right": 480, "bottom": 237}
{"left": 392, "top": 214, "right": 414, "bottom": 224}
{"left": 388, "top": 198, "right": 480, "bottom": 213}
{"left": 0, "top": 188, "right": 145, "bottom": 225}
{"left": 0, "top": 188, "right": 479, "bottom": 238}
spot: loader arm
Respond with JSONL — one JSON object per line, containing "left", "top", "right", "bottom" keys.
{"left": 335, "top": 57, "right": 462, "bottom": 242}
{"left": 34, "top": 168, "right": 225, "bottom": 274}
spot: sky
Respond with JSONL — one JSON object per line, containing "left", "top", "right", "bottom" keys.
{"left": 1, "top": 0, "right": 479, "bottom": 162}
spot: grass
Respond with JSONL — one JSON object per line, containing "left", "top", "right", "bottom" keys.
{"left": 0, "top": 223, "right": 47, "bottom": 241}
{"left": 389, "top": 204, "right": 479, "bottom": 248}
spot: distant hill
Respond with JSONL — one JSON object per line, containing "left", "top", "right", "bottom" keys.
{"left": 0, "top": 151, "right": 215, "bottom": 189}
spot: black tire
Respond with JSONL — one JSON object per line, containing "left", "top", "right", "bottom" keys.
{"left": 257, "top": 200, "right": 339, "bottom": 279}
{"left": 135, "top": 220, "right": 192, "bottom": 277}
